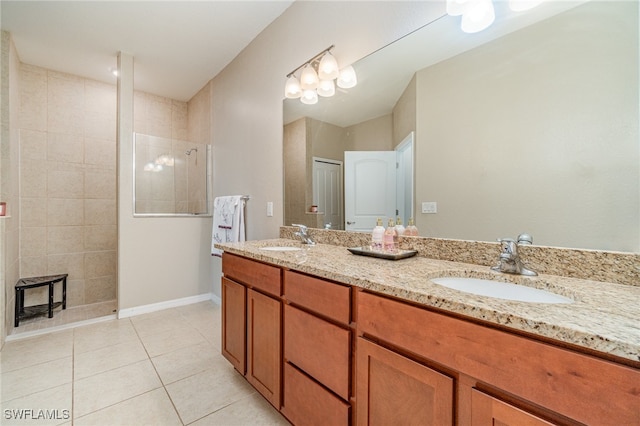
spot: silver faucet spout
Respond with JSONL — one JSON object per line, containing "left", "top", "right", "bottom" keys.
{"left": 491, "top": 237, "right": 537, "bottom": 276}
{"left": 292, "top": 224, "right": 316, "bottom": 245}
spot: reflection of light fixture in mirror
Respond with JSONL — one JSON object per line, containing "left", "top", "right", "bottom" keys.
{"left": 301, "top": 89, "right": 318, "bottom": 105}
{"left": 317, "top": 79, "right": 335, "bottom": 97}
{"left": 448, "top": 0, "right": 541, "bottom": 33}
{"left": 446, "top": 0, "right": 468, "bottom": 16}
{"left": 284, "top": 45, "right": 357, "bottom": 104}
{"left": 144, "top": 162, "right": 163, "bottom": 172}
{"left": 337, "top": 65, "right": 357, "bottom": 89}
{"left": 155, "top": 154, "right": 174, "bottom": 167}
{"left": 461, "top": 0, "right": 495, "bottom": 33}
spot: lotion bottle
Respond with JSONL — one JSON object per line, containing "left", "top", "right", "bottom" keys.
{"left": 405, "top": 217, "right": 419, "bottom": 236}
{"left": 371, "top": 218, "right": 385, "bottom": 250}
{"left": 395, "top": 217, "right": 405, "bottom": 241}
{"left": 383, "top": 218, "right": 397, "bottom": 252}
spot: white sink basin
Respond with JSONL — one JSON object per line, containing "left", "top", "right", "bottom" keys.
{"left": 259, "top": 246, "right": 302, "bottom": 252}
{"left": 431, "top": 277, "right": 573, "bottom": 304}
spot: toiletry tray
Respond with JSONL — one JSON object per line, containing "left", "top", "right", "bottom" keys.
{"left": 347, "top": 246, "right": 418, "bottom": 260}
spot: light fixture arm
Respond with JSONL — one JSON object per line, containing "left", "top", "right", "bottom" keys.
{"left": 286, "top": 45, "right": 335, "bottom": 78}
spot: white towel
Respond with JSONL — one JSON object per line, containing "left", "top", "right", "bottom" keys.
{"left": 211, "top": 195, "right": 246, "bottom": 257}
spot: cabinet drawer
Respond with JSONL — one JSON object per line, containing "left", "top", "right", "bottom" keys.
{"left": 281, "top": 362, "right": 350, "bottom": 426}
{"left": 222, "top": 253, "right": 281, "bottom": 297}
{"left": 357, "top": 291, "right": 640, "bottom": 426}
{"left": 284, "top": 270, "right": 350, "bottom": 324}
{"left": 471, "top": 389, "right": 554, "bottom": 426}
{"left": 284, "top": 305, "right": 351, "bottom": 400}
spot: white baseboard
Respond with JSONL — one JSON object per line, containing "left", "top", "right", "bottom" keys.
{"left": 118, "top": 293, "right": 215, "bottom": 319}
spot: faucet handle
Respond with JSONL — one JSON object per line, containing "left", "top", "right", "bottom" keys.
{"left": 497, "top": 238, "right": 517, "bottom": 254}
{"left": 292, "top": 224, "right": 307, "bottom": 233}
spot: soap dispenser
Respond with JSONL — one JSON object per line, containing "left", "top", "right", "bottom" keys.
{"left": 371, "top": 218, "right": 385, "bottom": 250}
{"left": 405, "top": 218, "right": 419, "bottom": 236}
{"left": 383, "top": 218, "right": 397, "bottom": 252}
{"left": 395, "top": 217, "right": 405, "bottom": 241}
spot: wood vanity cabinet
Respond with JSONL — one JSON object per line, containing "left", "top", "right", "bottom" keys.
{"left": 281, "top": 270, "right": 352, "bottom": 425}
{"left": 221, "top": 253, "right": 282, "bottom": 408}
{"left": 356, "top": 290, "right": 640, "bottom": 426}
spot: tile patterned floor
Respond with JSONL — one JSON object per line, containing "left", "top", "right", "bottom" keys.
{"left": 0, "top": 301, "right": 289, "bottom": 425}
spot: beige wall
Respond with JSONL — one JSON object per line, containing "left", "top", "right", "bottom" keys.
{"left": 393, "top": 75, "right": 416, "bottom": 148}
{"left": 414, "top": 1, "right": 638, "bottom": 251}
{"left": 344, "top": 114, "right": 393, "bottom": 152}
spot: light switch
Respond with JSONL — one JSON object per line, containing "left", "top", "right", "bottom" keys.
{"left": 421, "top": 201, "right": 437, "bottom": 214}
{"left": 266, "top": 202, "right": 273, "bottom": 217}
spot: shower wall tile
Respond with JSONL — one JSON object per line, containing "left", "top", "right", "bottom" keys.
{"left": 20, "top": 227, "right": 47, "bottom": 257}
{"left": 47, "top": 106, "right": 84, "bottom": 136}
{"left": 66, "top": 279, "right": 85, "bottom": 306}
{"left": 19, "top": 64, "right": 47, "bottom": 131}
{"left": 19, "top": 129, "right": 46, "bottom": 160}
{"left": 84, "top": 110, "right": 116, "bottom": 140}
{"left": 84, "top": 170, "right": 115, "bottom": 199}
{"left": 84, "top": 251, "right": 116, "bottom": 279}
{"left": 48, "top": 71, "right": 84, "bottom": 107}
{"left": 47, "top": 226, "right": 84, "bottom": 255}
{"left": 48, "top": 253, "right": 85, "bottom": 280}
{"left": 48, "top": 169, "right": 84, "bottom": 198}
{"left": 20, "top": 197, "right": 47, "bottom": 227}
{"left": 85, "top": 276, "right": 116, "bottom": 304}
{"left": 84, "top": 225, "right": 117, "bottom": 251}
{"left": 172, "top": 101, "right": 188, "bottom": 141}
{"left": 20, "top": 159, "right": 48, "bottom": 197}
{"left": 20, "top": 255, "right": 47, "bottom": 278}
{"left": 84, "top": 80, "right": 116, "bottom": 113}
{"left": 47, "top": 133, "right": 84, "bottom": 163}
{"left": 85, "top": 199, "right": 116, "bottom": 225}
{"left": 84, "top": 137, "right": 116, "bottom": 167}
{"left": 47, "top": 198, "right": 84, "bottom": 226}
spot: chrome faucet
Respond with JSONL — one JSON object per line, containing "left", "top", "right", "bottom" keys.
{"left": 292, "top": 224, "right": 316, "bottom": 245}
{"left": 491, "top": 236, "right": 537, "bottom": 276}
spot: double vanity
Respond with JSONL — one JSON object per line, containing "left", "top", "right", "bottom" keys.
{"left": 217, "top": 233, "right": 639, "bottom": 425}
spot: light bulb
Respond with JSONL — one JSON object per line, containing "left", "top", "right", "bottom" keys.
{"left": 318, "top": 51, "right": 339, "bottom": 80}
{"left": 284, "top": 75, "right": 302, "bottom": 99}
{"left": 300, "top": 89, "right": 318, "bottom": 105}
{"left": 461, "top": 0, "right": 495, "bottom": 33}
{"left": 300, "top": 64, "right": 319, "bottom": 90}
{"left": 337, "top": 65, "right": 357, "bottom": 89}
{"left": 317, "top": 79, "right": 335, "bottom": 97}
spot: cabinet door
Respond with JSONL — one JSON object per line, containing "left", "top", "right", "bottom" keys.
{"left": 356, "top": 337, "right": 454, "bottom": 426}
{"left": 471, "top": 390, "right": 555, "bottom": 426}
{"left": 221, "top": 277, "right": 246, "bottom": 374}
{"left": 247, "top": 288, "right": 282, "bottom": 408}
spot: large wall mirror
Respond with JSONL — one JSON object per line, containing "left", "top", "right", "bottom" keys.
{"left": 134, "top": 133, "right": 211, "bottom": 216}
{"left": 283, "top": 0, "right": 639, "bottom": 253}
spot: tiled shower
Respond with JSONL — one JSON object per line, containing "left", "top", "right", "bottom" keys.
{"left": 13, "top": 64, "right": 194, "bottom": 333}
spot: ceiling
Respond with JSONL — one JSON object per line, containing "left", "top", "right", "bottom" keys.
{"left": 1, "top": 1, "right": 294, "bottom": 101}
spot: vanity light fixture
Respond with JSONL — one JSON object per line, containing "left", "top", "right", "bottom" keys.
{"left": 284, "top": 45, "right": 357, "bottom": 105}
{"left": 447, "top": 0, "right": 541, "bottom": 33}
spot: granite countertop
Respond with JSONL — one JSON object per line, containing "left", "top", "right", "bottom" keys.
{"left": 216, "top": 239, "right": 640, "bottom": 364}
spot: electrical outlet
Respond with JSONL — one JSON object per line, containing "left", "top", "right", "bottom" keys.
{"left": 421, "top": 201, "right": 437, "bottom": 214}
{"left": 266, "top": 202, "right": 273, "bottom": 217}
